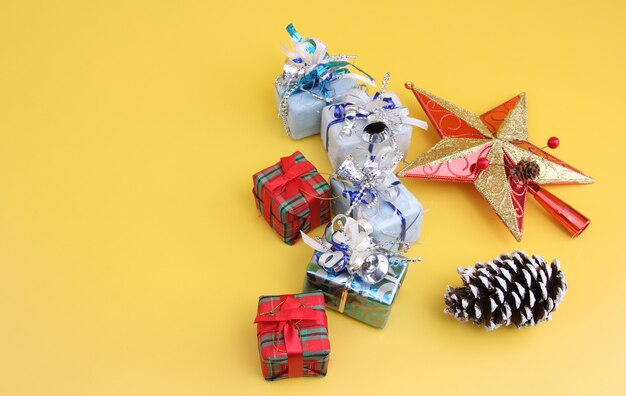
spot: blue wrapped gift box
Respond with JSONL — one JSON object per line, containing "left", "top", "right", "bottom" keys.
{"left": 321, "top": 92, "right": 414, "bottom": 170}
{"left": 275, "top": 77, "right": 359, "bottom": 140}
{"left": 330, "top": 175, "right": 423, "bottom": 250}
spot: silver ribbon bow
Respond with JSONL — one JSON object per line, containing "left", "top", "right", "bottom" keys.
{"left": 301, "top": 215, "right": 392, "bottom": 284}
{"left": 335, "top": 147, "right": 403, "bottom": 212}
{"left": 339, "top": 74, "right": 428, "bottom": 145}
{"left": 277, "top": 31, "right": 376, "bottom": 134}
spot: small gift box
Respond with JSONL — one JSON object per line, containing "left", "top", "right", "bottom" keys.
{"left": 331, "top": 174, "right": 423, "bottom": 250}
{"left": 254, "top": 292, "right": 331, "bottom": 381}
{"left": 252, "top": 151, "right": 331, "bottom": 245}
{"left": 275, "top": 24, "right": 375, "bottom": 140}
{"left": 276, "top": 78, "right": 357, "bottom": 140}
{"left": 331, "top": 150, "right": 423, "bottom": 250}
{"left": 321, "top": 79, "right": 427, "bottom": 170}
{"left": 301, "top": 215, "right": 414, "bottom": 328}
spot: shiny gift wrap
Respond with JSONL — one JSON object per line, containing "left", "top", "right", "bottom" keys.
{"left": 254, "top": 292, "right": 330, "bottom": 381}
{"left": 331, "top": 174, "right": 423, "bottom": 251}
{"left": 300, "top": 215, "right": 414, "bottom": 328}
{"left": 303, "top": 253, "right": 408, "bottom": 328}
{"left": 252, "top": 151, "right": 331, "bottom": 245}
{"left": 321, "top": 88, "right": 427, "bottom": 170}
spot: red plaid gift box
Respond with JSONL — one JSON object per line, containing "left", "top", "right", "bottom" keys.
{"left": 254, "top": 292, "right": 330, "bottom": 381}
{"left": 252, "top": 152, "right": 331, "bottom": 245}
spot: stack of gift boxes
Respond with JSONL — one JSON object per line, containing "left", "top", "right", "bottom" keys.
{"left": 252, "top": 24, "right": 428, "bottom": 380}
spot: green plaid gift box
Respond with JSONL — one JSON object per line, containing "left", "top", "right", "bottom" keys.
{"left": 252, "top": 152, "right": 331, "bottom": 244}
{"left": 254, "top": 292, "right": 330, "bottom": 381}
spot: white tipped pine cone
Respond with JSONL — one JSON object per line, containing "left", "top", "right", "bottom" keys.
{"left": 444, "top": 251, "right": 567, "bottom": 330}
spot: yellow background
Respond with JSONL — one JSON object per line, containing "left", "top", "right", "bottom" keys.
{"left": 1, "top": 1, "right": 624, "bottom": 395}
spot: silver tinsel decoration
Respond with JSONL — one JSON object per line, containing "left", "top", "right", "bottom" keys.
{"left": 444, "top": 251, "right": 567, "bottom": 330}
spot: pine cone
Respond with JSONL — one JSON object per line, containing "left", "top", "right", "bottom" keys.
{"left": 515, "top": 159, "right": 540, "bottom": 181}
{"left": 444, "top": 251, "right": 567, "bottom": 330}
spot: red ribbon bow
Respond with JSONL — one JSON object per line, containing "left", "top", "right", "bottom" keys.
{"left": 254, "top": 295, "right": 326, "bottom": 378}
{"left": 262, "top": 152, "right": 321, "bottom": 227}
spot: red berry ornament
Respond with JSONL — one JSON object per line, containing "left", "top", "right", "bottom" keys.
{"left": 547, "top": 136, "right": 560, "bottom": 149}
{"left": 476, "top": 157, "right": 490, "bottom": 171}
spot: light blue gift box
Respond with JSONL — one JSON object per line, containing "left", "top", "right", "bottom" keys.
{"left": 274, "top": 77, "right": 359, "bottom": 140}
{"left": 321, "top": 92, "right": 413, "bottom": 170}
{"left": 330, "top": 175, "right": 423, "bottom": 250}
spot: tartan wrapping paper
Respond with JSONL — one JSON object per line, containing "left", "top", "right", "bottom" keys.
{"left": 256, "top": 292, "right": 330, "bottom": 381}
{"left": 303, "top": 253, "right": 409, "bottom": 328}
{"left": 252, "top": 152, "right": 331, "bottom": 245}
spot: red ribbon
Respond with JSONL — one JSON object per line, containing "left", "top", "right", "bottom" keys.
{"left": 262, "top": 152, "right": 321, "bottom": 228}
{"left": 254, "top": 295, "right": 326, "bottom": 378}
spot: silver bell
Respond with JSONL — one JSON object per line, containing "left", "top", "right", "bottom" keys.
{"left": 336, "top": 155, "right": 365, "bottom": 183}
{"left": 362, "top": 121, "right": 390, "bottom": 144}
{"left": 358, "top": 253, "right": 389, "bottom": 284}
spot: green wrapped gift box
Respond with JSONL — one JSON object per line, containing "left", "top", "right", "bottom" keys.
{"left": 303, "top": 252, "right": 409, "bottom": 329}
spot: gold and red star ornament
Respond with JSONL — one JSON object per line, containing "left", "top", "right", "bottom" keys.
{"left": 398, "top": 83, "right": 594, "bottom": 241}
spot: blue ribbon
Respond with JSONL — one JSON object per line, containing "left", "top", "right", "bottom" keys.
{"left": 384, "top": 196, "right": 407, "bottom": 242}
{"left": 341, "top": 188, "right": 377, "bottom": 206}
{"left": 314, "top": 223, "right": 350, "bottom": 275}
{"left": 324, "top": 97, "right": 397, "bottom": 151}
{"left": 282, "top": 24, "right": 374, "bottom": 106}
{"left": 340, "top": 147, "right": 407, "bottom": 243}
{"left": 342, "top": 186, "right": 407, "bottom": 243}
{"left": 325, "top": 103, "right": 362, "bottom": 151}
{"left": 286, "top": 23, "right": 316, "bottom": 55}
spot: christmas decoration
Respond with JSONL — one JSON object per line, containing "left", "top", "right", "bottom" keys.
{"left": 444, "top": 251, "right": 567, "bottom": 330}
{"left": 330, "top": 148, "right": 423, "bottom": 250}
{"left": 301, "top": 214, "right": 418, "bottom": 328}
{"left": 252, "top": 151, "right": 331, "bottom": 245}
{"left": 399, "top": 83, "right": 594, "bottom": 241}
{"left": 275, "top": 23, "right": 375, "bottom": 139}
{"left": 547, "top": 136, "right": 560, "bottom": 149}
{"left": 320, "top": 74, "right": 427, "bottom": 169}
{"left": 254, "top": 292, "right": 330, "bottom": 380}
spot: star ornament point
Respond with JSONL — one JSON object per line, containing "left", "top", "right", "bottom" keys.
{"left": 398, "top": 86, "right": 594, "bottom": 241}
